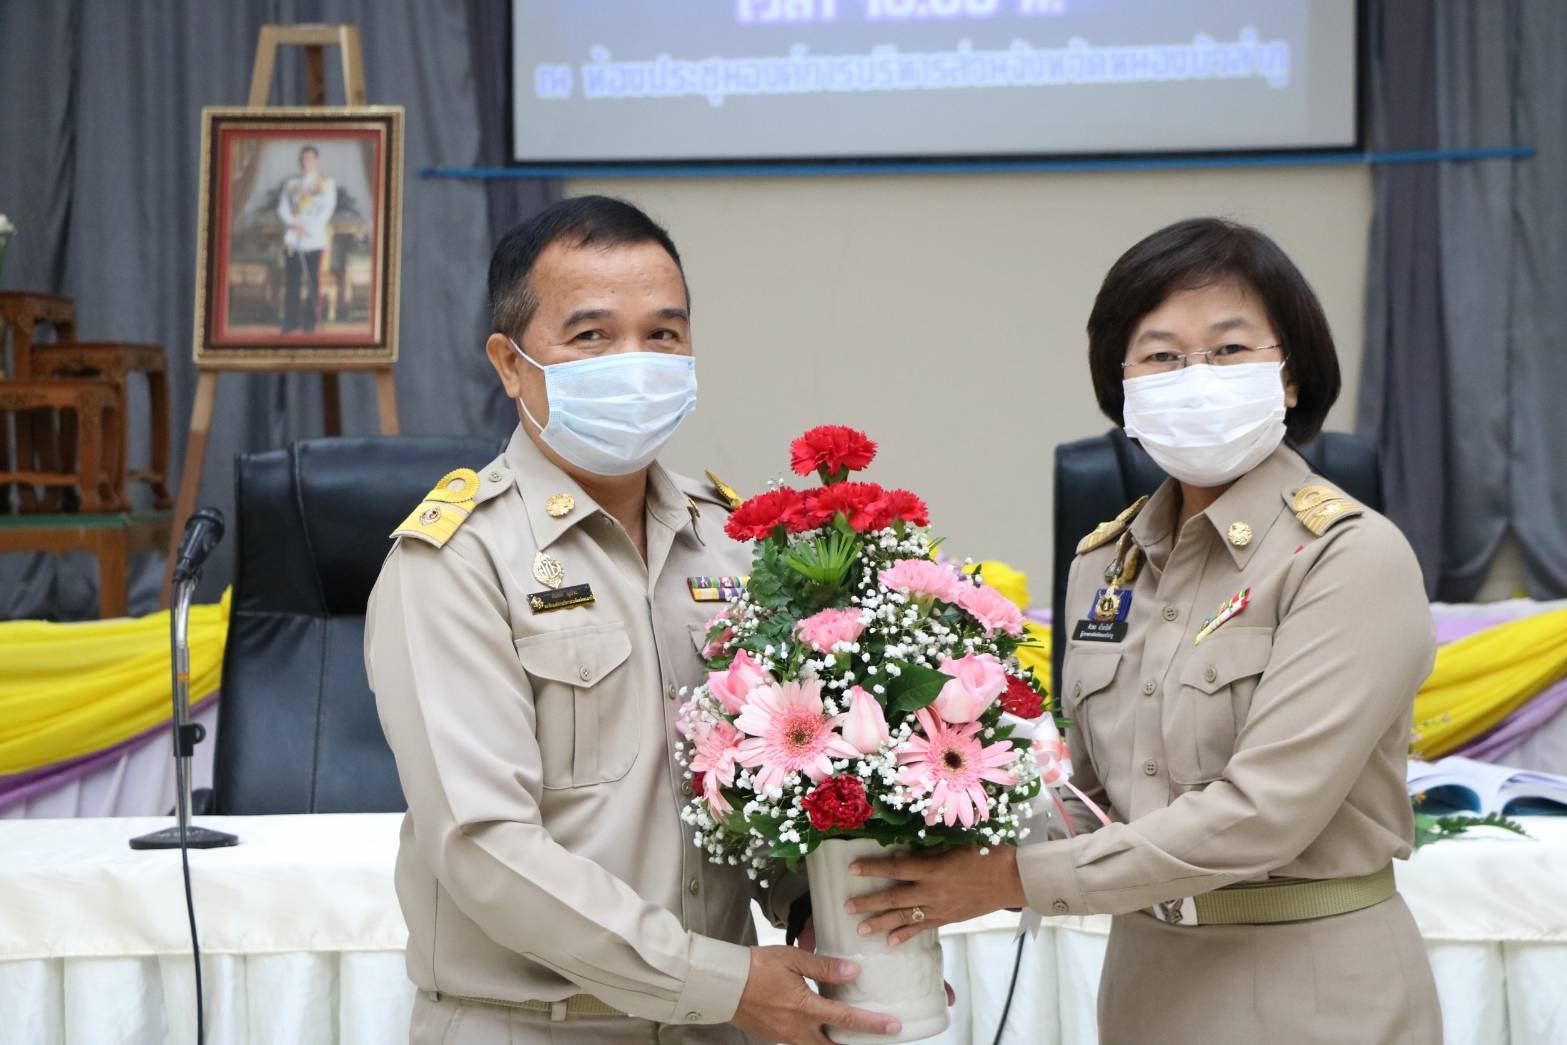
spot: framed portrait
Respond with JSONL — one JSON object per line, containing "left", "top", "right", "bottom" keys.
{"left": 193, "top": 106, "right": 403, "bottom": 368}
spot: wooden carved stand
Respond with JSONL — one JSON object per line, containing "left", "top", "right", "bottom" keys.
{"left": 163, "top": 25, "right": 399, "bottom": 605}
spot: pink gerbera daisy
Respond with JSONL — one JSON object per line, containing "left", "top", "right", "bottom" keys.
{"left": 690, "top": 718, "right": 743, "bottom": 803}
{"left": 734, "top": 680, "right": 860, "bottom": 795}
{"left": 896, "top": 707, "right": 1020, "bottom": 828}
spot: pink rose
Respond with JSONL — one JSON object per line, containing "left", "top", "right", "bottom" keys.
{"left": 702, "top": 627, "right": 737, "bottom": 660}
{"left": 956, "top": 582, "right": 1024, "bottom": 637}
{"left": 841, "top": 685, "right": 891, "bottom": 754}
{"left": 931, "top": 653, "right": 1008, "bottom": 723}
{"left": 706, "top": 649, "right": 770, "bottom": 715}
{"left": 877, "top": 559, "right": 962, "bottom": 603}
{"left": 794, "top": 607, "right": 867, "bottom": 652}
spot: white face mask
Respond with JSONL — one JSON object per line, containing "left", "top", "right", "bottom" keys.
{"left": 1122, "top": 362, "right": 1288, "bottom": 487}
{"left": 509, "top": 339, "right": 698, "bottom": 476}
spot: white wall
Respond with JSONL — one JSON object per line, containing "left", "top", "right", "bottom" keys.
{"left": 569, "top": 166, "right": 1373, "bottom": 604}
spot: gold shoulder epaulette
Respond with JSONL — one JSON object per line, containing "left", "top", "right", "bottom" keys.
{"left": 392, "top": 468, "right": 482, "bottom": 548}
{"left": 1291, "top": 484, "right": 1363, "bottom": 536}
{"left": 704, "top": 469, "right": 744, "bottom": 511}
{"left": 1076, "top": 495, "right": 1150, "bottom": 556}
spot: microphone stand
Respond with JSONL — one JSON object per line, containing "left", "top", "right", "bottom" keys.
{"left": 129, "top": 572, "right": 238, "bottom": 850}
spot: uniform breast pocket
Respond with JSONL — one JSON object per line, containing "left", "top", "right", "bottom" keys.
{"left": 1061, "top": 648, "right": 1123, "bottom": 770}
{"left": 514, "top": 623, "right": 635, "bottom": 790}
{"left": 1172, "top": 627, "right": 1274, "bottom": 785}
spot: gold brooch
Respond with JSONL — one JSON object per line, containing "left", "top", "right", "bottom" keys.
{"left": 533, "top": 551, "right": 565, "bottom": 590}
{"left": 545, "top": 493, "right": 575, "bottom": 518}
{"left": 1227, "top": 522, "right": 1253, "bottom": 547}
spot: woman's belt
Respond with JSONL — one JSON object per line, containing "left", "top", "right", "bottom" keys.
{"left": 1146, "top": 864, "right": 1395, "bottom": 927}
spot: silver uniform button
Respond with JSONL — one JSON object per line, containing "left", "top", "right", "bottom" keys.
{"left": 1163, "top": 605, "right": 1179, "bottom": 622}
{"left": 1052, "top": 899, "right": 1069, "bottom": 913}
{"left": 1143, "top": 759, "right": 1159, "bottom": 775}
{"left": 1141, "top": 679, "right": 1157, "bottom": 696}
{"left": 578, "top": 666, "right": 592, "bottom": 682}
{"left": 688, "top": 877, "right": 701, "bottom": 895}
{"left": 666, "top": 684, "right": 678, "bottom": 701}
{"left": 1204, "top": 666, "right": 1218, "bottom": 684}
{"left": 686, "top": 1011, "right": 702, "bottom": 1022}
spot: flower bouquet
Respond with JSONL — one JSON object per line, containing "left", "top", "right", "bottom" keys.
{"left": 676, "top": 426, "right": 1053, "bottom": 1043}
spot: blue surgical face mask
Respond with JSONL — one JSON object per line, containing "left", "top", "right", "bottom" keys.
{"left": 509, "top": 339, "right": 698, "bottom": 476}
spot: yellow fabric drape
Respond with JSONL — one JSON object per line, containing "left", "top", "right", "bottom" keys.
{"left": 1411, "top": 607, "right": 1567, "bottom": 759}
{"left": 0, "top": 591, "right": 230, "bottom": 776}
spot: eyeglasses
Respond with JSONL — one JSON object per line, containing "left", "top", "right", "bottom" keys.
{"left": 1121, "top": 343, "right": 1285, "bottom": 376}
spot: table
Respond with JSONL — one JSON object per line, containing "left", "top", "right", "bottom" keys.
{"left": 2, "top": 815, "right": 1563, "bottom": 1045}
{"left": 0, "top": 512, "right": 171, "bottom": 619}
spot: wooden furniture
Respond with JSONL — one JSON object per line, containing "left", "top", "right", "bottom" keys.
{"left": 0, "top": 293, "right": 77, "bottom": 512}
{"left": 0, "top": 292, "right": 76, "bottom": 379}
{"left": 32, "top": 342, "right": 174, "bottom": 509}
{"left": 0, "top": 381, "right": 122, "bottom": 512}
{"left": 167, "top": 24, "right": 399, "bottom": 606}
{"left": 0, "top": 511, "right": 171, "bottom": 619}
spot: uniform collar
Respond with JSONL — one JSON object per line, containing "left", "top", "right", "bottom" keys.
{"left": 501, "top": 426, "right": 693, "bottom": 550}
{"left": 1200, "top": 444, "right": 1312, "bottom": 568}
{"left": 1128, "top": 444, "right": 1310, "bottom": 569}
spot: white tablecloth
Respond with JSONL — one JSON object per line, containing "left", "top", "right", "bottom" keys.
{"left": 2, "top": 815, "right": 1564, "bottom": 1045}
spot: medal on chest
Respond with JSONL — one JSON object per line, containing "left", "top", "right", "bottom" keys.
{"left": 1193, "top": 587, "right": 1251, "bottom": 645}
{"left": 1072, "top": 535, "right": 1142, "bottom": 643}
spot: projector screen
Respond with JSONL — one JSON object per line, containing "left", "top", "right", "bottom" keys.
{"left": 511, "top": 0, "right": 1357, "bottom": 166}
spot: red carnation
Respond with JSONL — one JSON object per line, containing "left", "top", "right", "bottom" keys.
{"left": 802, "top": 775, "right": 874, "bottom": 832}
{"left": 1000, "top": 675, "right": 1045, "bottom": 720}
{"left": 725, "top": 488, "right": 804, "bottom": 542}
{"left": 868, "top": 489, "right": 930, "bottom": 529}
{"left": 791, "top": 426, "right": 878, "bottom": 480}
{"left": 802, "top": 481, "right": 885, "bottom": 532}
{"left": 690, "top": 771, "right": 708, "bottom": 798}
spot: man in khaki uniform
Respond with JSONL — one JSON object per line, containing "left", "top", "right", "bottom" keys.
{"left": 365, "top": 197, "right": 897, "bottom": 1044}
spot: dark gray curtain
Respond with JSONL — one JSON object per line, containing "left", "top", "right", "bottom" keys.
{"left": 1360, "top": 0, "right": 1567, "bottom": 600}
{"left": 0, "top": 0, "right": 554, "bottom": 618}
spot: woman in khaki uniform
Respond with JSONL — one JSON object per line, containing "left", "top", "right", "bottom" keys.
{"left": 846, "top": 218, "right": 1442, "bottom": 1044}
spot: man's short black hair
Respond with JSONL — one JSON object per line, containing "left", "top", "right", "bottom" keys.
{"left": 299, "top": 144, "right": 319, "bottom": 159}
{"left": 1086, "top": 217, "right": 1341, "bottom": 443}
{"left": 488, "top": 195, "right": 687, "bottom": 340}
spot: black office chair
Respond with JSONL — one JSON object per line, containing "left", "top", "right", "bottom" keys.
{"left": 1049, "top": 430, "right": 1383, "bottom": 694}
{"left": 211, "top": 436, "right": 505, "bottom": 814}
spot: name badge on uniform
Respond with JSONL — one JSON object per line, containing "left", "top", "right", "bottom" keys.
{"left": 1073, "top": 587, "right": 1130, "bottom": 642}
{"left": 688, "top": 575, "right": 747, "bottom": 602}
{"left": 529, "top": 583, "right": 595, "bottom": 613}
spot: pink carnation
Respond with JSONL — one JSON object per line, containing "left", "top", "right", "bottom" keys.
{"left": 956, "top": 582, "right": 1024, "bottom": 637}
{"left": 794, "top": 607, "right": 867, "bottom": 652}
{"left": 706, "top": 649, "right": 771, "bottom": 715}
{"left": 877, "top": 558, "right": 962, "bottom": 603}
{"left": 931, "top": 652, "right": 1008, "bottom": 723}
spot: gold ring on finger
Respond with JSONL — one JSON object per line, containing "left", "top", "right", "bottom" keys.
{"left": 910, "top": 906, "right": 926, "bottom": 923}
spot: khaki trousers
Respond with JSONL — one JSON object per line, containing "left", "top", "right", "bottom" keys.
{"left": 409, "top": 992, "right": 757, "bottom": 1045}
{"left": 1096, "top": 894, "right": 1442, "bottom": 1045}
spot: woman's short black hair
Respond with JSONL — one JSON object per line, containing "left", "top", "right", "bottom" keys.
{"left": 1085, "top": 217, "right": 1341, "bottom": 443}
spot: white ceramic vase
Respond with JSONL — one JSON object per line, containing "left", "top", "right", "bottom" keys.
{"left": 804, "top": 837, "right": 950, "bottom": 1044}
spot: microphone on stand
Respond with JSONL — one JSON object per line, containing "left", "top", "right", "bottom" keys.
{"left": 131, "top": 507, "right": 238, "bottom": 851}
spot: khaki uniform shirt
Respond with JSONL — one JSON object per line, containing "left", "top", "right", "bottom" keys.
{"left": 365, "top": 428, "right": 778, "bottom": 1026}
{"left": 1020, "top": 445, "right": 1436, "bottom": 917}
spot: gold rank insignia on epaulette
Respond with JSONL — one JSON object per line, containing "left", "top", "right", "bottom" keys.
{"left": 1076, "top": 495, "right": 1150, "bottom": 556}
{"left": 704, "top": 470, "right": 744, "bottom": 511}
{"left": 392, "top": 468, "right": 481, "bottom": 548}
{"left": 1292, "top": 484, "right": 1364, "bottom": 536}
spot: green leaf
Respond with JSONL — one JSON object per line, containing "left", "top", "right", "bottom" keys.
{"left": 785, "top": 531, "right": 861, "bottom": 588}
{"left": 1413, "top": 810, "right": 1533, "bottom": 849}
{"left": 885, "top": 661, "right": 953, "bottom": 718}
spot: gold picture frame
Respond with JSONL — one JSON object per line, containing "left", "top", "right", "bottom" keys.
{"left": 193, "top": 106, "right": 403, "bottom": 368}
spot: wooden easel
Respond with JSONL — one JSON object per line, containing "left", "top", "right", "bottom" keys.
{"left": 163, "top": 25, "right": 399, "bottom": 605}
